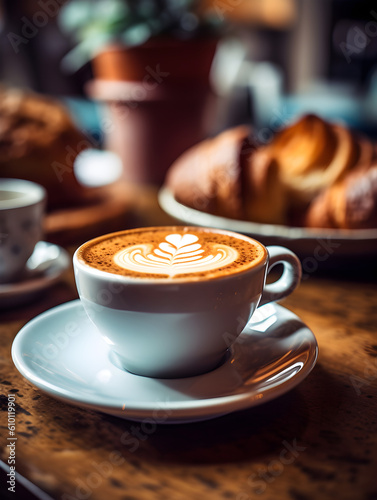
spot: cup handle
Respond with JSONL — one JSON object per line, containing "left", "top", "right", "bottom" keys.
{"left": 259, "top": 246, "right": 302, "bottom": 306}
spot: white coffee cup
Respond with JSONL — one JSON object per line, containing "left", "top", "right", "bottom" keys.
{"left": 74, "top": 228, "right": 302, "bottom": 378}
{"left": 0, "top": 179, "right": 46, "bottom": 283}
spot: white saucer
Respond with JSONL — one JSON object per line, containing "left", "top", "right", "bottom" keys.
{"left": 12, "top": 300, "right": 317, "bottom": 423}
{"left": 0, "top": 242, "right": 70, "bottom": 308}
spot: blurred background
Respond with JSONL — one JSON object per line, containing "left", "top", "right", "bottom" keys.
{"left": 0, "top": 0, "right": 376, "bottom": 221}
{"left": 1, "top": 0, "right": 376, "bottom": 126}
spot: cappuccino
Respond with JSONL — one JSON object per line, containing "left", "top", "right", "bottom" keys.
{"left": 74, "top": 228, "right": 301, "bottom": 377}
{"left": 78, "top": 227, "right": 266, "bottom": 280}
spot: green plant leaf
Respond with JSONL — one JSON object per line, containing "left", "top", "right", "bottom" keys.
{"left": 121, "top": 24, "right": 151, "bottom": 46}
{"left": 58, "top": 0, "right": 223, "bottom": 72}
{"left": 59, "top": 0, "right": 94, "bottom": 35}
{"left": 61, "top": 32, "right": 113, "bottom": 72}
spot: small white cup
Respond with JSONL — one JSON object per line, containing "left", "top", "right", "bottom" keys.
{"left": 0, "top": 179, "right": 46, "bottom": 283}
{"left": 74, "top": 228, "right": 302, "bottom": 378}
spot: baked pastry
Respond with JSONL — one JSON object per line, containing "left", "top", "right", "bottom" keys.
{"left": 306, "top": 161, "right": 377, "bottom": 229}
{"left": 166, "top": 125, "right": 286, "bottom": 224}
{"left": 0, "top": 88, "right": 90, "bottom": 208}
{"left": 257, "top": 114, "right": 359, "bottom": 206}
{"left": 165, "top": 114, "right": 377, "bottom": 229}
{"left": 166, "top": 126, "right": 252, "bottom": 220}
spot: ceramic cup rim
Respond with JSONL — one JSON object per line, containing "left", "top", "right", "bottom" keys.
{"left": 74, "top": 226, "right": 269, "bottom": 285}
{"left": 0, "top": 178, "right": 46, "bottom": 210}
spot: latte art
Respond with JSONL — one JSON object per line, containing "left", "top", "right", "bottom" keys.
{"left": 113, "top": 233, "right": 238, "bottom": 276}
{"left": 79, "top": 227, "right": 266, "bottom": 280}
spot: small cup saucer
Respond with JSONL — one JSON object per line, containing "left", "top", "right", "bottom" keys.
{"left": 12, "top": 300, "right": 317, "bottom": 423}
{"left": 0, "top": 242, "right": 70, "bottom": 308}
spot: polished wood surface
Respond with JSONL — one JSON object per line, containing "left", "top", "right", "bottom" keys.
{"left": 1, "top": 190, "right": 377, "bottom": 500}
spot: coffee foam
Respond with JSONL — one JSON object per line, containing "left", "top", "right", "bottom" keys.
{"left": 79, "top": 228, "right": 266, "bottom": 280}
{"left": 113, "top": 233, "right": 239, "bottom": 277}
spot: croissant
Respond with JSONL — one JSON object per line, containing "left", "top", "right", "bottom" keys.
{"left": 166, "top": 126, "right": 251, "bottom": 220}
{"left": 0, "top": 88, "right": 89, "bottom": 208}
{"left": 165, "top": 114, "right": 377, "bottom": 229}
{"left": 306, "top": 160, "right": 377, "bottom": 229}
{"left": 166, "top": 125, "right": 288, "bottom": 224}
{"left": 256, "top": 114, "right": 360, "bottom": 206}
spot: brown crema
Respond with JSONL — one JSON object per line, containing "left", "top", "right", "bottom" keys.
{"left": 78, "top": 227, "right": 266, "bottom": 281}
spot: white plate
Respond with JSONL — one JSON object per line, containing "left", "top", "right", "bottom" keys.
{"left": 158, "top": 187, "right": 377, "bottom": 258}
{"left": 0, "top": 242, "right": 70, "bottom": 308}
{"left": 12, "top": 300, "right": 318, "bottom": 424}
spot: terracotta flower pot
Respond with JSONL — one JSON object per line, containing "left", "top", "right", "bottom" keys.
{"left": 92, "top": 38, "right": 218, "bottom": 83}
{"left": 87, "top": 38, "right": 218, "bottom": 185}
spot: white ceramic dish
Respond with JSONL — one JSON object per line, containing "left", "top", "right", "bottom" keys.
{"left": 158, "top": 187, "right": 377, "bottom": 258}
{"left": 0, "top": 242, "right": 70, "bottom": 308}
{"left": 12, "top": 300, "right": 318, "bottom": 424}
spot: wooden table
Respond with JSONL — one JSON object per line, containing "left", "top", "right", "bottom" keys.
{"left": 1, "top": 191, "right": 377, "bottom": 500}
